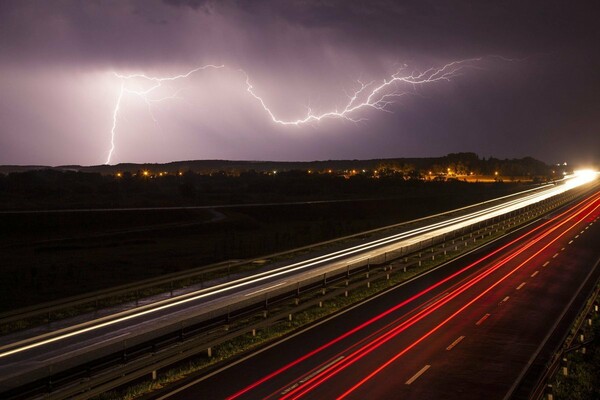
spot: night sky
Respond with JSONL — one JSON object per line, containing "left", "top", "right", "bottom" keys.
{"left": 0, "top": 0, "right": 598, "bottom": 167}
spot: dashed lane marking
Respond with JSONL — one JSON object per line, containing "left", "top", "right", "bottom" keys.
{"left": 476, "top": 313, "right": 491, "bottom": 325}
{"left": 406, "top": 365, "right": 431, "bottom": 385}
{"left": 280, "top": 356, "right": 345, "bottom": 395}
{"left": 446, "top": 336, "right": 466, "bottom": 351}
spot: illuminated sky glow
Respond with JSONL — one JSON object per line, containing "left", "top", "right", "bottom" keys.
{"left": 106, "top": 57, "right": 506, "bottom": 164}
{"left": 0, "top": 0, "right": 598, "bottom": 166}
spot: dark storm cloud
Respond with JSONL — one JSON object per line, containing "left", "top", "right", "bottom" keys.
{"left": 3, "top": 0, "right": 597, "bottom": 65}
{"left": 0, "top": 0, "right": 598, "bottom": 165}
{"left": 0, "top": 0, "right": 194, "bottom": 67}
{"left": 164, "top": 0, "right": 600, "bottom": 56}
{"left": 163, "top": 0, "right": 209, "bottom": 9}
{"left": 1, "top": 0, "right": 597, "bottom": 71}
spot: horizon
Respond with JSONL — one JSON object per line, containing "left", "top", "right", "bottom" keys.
{"left": 0, "top": 153, "right": 584, "bottom": 169}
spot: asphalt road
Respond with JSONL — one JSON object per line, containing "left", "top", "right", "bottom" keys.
{"left": 159, "top": 190, "right": 600, "bottom": 400}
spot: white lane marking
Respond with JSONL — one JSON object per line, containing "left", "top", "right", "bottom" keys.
{"left": 346, "top": 255, "right": 371, "bottom": 264}
{"left": 446, "top": 336, "right": 466, "bottom": 351}
{"left": 531, "top": 271, "right": 539, "bottom": 277}
{"left": 420, "top": 292, "right": 450, "bottom": 311}
{"left": 575, "top": 235, "right": 580, "bottom": 239}
{"left": 580, "top": 230, "right": 585, "bottom": 234}
{"left": 543, "top": 261, "right": 550, "bottom": 267}
{"left": 568, "top": 240, "right": 573, "bottom": 244}
{"left": 476, "top": 313, "right": 491, "bottom": 325}
{"left": 405, "top": 365, "right": 431, "bottom": 385}
{"left": 561, "top": 247, "right": 565, "bottom": 251}
{"left": 244, "top": 282, "right": 287, "bottom": 296}
{"left": 552, "top": 253, "right": 559, "bottom": 258}
{"left": 42, "top": 332, "right": 132, "bottom": 363}
{"left": 516, "top": 282, "right": 526, "bottom": 290}
{"left": 502, "top": 296, "right": 510, "bottom": 302}
{"left": 281, "top": 356, "right": 344, "bottom": 395}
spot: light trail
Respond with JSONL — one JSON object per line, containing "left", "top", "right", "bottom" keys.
{"left": 281, "top": 198, "right": 599, "bottom": 399}
{"left": 0, "top": 188, "right": 551, "bottom": 355}
{"left": 336, "top": 198, "right": 600, "bottom": 399}
{"left": 225, "top": 189, "right": 600, "bottom": 400}
{"left": 281, "top": 193, "right": 600, "bottom": 399}
{"left": 279, "top": 211, "right": 565, "bottom": 398}
{"left": 0, "top": 176, "right": 595, "bottom": 359}
{"left": 106, "top": 56, "right": 510, "bottom": 164}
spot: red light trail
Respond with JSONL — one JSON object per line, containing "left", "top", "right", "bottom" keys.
{"left": 226, "top": 191, "right": 600, "bottom": 400}
{"left": 337, "top": 196, "right": 599, "bottom": 399}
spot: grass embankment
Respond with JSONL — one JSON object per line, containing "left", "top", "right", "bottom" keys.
{"left": 552, "top": 284, "right": 600, "bottom": 400}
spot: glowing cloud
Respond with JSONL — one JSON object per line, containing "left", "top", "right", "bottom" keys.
{"left": 106, "top": 57, "right": 507, "bottom": 164}
{"left": 107, "top": 64, "right": 225, "bottom": 164}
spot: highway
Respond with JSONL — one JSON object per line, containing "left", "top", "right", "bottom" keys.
{"left": 0, "top": 172, "right": 597, "bottom": 395}
{"left": 159, "top": 187, "right": 600, "bottom": 400}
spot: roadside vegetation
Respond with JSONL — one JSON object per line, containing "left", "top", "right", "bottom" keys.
{"left": 552, "top": 286, "right": 600, "bottom": 400}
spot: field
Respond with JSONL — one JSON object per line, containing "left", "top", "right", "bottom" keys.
{"left": 0, "top": 180, "right": 530, "bottom": 311}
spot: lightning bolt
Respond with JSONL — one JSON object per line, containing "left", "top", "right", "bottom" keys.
{"left": 106, "top": 56, "right": 507, "bottom": 164}
{"left": 242, "top": 57, "right": 489, "bottom": 125}
{"left": 107, "top": 64, "right": 225, "bottom": 164}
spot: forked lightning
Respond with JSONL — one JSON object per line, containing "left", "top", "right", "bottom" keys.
{"left": 107, "top": 57, "right": 501, "bottom": 164}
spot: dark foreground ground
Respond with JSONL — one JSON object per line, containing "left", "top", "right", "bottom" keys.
{"left": 0, "top": 180, "right": 531, "bottom": 312}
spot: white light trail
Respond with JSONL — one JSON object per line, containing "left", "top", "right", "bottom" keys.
{"left": 106, "top": 57, "right": 509, "bottom": 164}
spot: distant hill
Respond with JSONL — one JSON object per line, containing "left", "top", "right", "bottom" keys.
{"left": 0, "top": 158, "right": 428, "bottom": 175}
{"left": 0, "top": 153, "right": 556, "bottom": 176}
